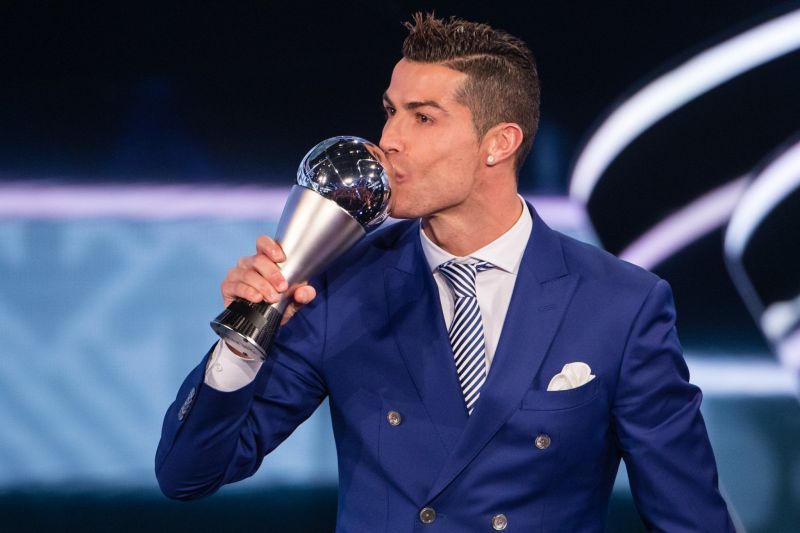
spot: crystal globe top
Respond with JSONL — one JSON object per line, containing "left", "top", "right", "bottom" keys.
{"left": 296, "top": 136, "right": 392, "bottom": 230}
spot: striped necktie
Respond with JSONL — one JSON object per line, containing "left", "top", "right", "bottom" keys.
{"left": 438, "top": 259, "right": 495, "bottom": 415}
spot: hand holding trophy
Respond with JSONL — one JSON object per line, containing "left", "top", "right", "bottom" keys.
{"left": 210, "top": 136, "right": 393, "bottom": 360}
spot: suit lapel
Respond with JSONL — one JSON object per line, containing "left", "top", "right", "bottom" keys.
{"left": 385, "top": 223, "right": 468, "bottom": 454}
{"left": 426, "top": 205, "right": 580, "bottom": 501}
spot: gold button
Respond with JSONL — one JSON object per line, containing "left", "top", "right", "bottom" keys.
{"left": 419, "top": 507, "right": 436, "bottom": 524}
{"left": 386, "top": 410, "right": 402, "bottom": 426}
{"left": 535, "top": 433, "right": 551, "bottom": 449}
{"left": 492, "top": 513, "right": 508, "bottom": 530}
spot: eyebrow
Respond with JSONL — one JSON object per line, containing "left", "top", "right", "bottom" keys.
{"left": 382, "top": 91, "right": 447, "bottom": 113}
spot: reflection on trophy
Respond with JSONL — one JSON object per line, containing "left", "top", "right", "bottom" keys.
{"left": 210, "top": 136, "right": 393, "bottom": 360}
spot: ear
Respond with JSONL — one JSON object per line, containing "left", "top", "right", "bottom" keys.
{"left": 481, "top": 122, "right": 524, "bottom": 167}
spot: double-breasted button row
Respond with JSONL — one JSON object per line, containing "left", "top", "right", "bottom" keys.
{"left": 419, "top": 507, "right": 436, "bottom": 524}
{"left": 417, "top": 507, "right": 506, "bottom": 528}
{"left": 386, "top": 410, "right": 402, "bottom": 426}
{"left": 535, "top": 433, "right": 551, "bottom": 449}
{"left": 492, "top": 513, "right": 508, "bottom": 530}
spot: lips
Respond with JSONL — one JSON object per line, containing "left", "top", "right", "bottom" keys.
{"left": 385, "top": 157, "right": 406, "bottom": 183}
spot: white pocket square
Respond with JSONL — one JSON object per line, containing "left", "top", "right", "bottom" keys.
{"left": 547, "top": 362, "right": 596, "bottom": 391}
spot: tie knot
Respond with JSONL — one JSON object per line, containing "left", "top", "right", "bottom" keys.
{"left": 438, "top": 259, "right": 494, "bottom": 298}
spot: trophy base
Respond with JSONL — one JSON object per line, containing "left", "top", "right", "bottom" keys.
{"left": 210, "top": 300, "right": 283, "bottom": 361}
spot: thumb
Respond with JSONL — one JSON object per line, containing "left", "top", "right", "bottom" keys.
{"left": 280, "top": 284, "right": 316, "bottom": 325}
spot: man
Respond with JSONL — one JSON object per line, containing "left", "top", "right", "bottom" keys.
{"left": 157, "top": 13, "right": 735, "bottom": 532}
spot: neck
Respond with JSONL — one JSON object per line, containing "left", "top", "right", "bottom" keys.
{"left": 422, "top": 190, "right": 522, "bottom": 257}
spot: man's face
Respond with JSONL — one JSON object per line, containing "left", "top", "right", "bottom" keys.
{"left": 380, "top": 59, "right": 483, "bottom": 220}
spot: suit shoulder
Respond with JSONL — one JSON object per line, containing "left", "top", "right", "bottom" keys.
{"left": 556, "top": 230, "right": 661, "bottom": 294}
{"left": 325, "top": 219, "right": 416, "bottom": 275}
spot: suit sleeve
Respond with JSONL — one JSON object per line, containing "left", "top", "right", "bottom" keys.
{"left": 612, "top": 279, "right": 735, "bottom": 532}
{"left": 155, "top": 279, "right": 329, "bottom": 500}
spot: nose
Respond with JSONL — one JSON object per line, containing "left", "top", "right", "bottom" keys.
{"left": 379, "top": 117, "right": 403, "bottom": 155}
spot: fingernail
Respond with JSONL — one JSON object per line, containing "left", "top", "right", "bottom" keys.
{"left": 277, "top": 280, "right": 288, "bottom": 291}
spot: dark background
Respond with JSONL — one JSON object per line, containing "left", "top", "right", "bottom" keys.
{"left": 1, "top": 0, "right": 795, "bottom": 191}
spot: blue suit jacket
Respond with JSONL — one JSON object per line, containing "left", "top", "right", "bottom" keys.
{"left": 156, "top": 204, "right": 734, "bottom": 532}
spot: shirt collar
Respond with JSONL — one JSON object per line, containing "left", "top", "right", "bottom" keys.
{"left": 419, "top": 196, "right": 532, "bottom": 275}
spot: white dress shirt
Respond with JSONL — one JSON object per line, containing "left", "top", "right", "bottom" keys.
{"left": 419, "top": 197, "right": 532, "bottom": 370}
{"left": 205, "top": 197, "right": 532, "bottom": 391}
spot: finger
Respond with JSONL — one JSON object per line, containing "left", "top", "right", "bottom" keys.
{"left": 225, "top": 267, "right": 280, "bottom": 302}
{"left": 221, "top": 280, "right": 264, "bottom": 306}
{"left": 236, "top": 255, "right": 255, "bottom": 269}
{"left": 256, "top": 235, "right": 285, "bottom": 263}
{"left": 251, "top": 254, "right": 288, "bottom": 292}
{"left": 293, "top": 285, "right": 317, "bottom": 305}
{"left": 280, "top": 285, "right": 317, "bottom": 325}
{"left": 239, "top": 270, "right": 280, "bottom": 302}
{"left": 230, "top": 257, "right": 279, "bottom": 289}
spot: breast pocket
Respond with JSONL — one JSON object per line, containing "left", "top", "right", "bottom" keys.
{"left": 521, "top": 378, "right": 599, "bottom": 411}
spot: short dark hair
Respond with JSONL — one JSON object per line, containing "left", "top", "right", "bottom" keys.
{"left": 402, "top": 13, "right": 540, "bottom": 171}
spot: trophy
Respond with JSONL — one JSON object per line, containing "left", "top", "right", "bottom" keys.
{"left": 210, "top": 136, "right": 393, "bottom": 360}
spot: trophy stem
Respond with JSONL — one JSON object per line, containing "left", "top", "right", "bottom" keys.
{"left": 210, "top": 186, "right": 366, "bottom": 360}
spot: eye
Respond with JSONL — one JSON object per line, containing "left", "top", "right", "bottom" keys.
{"left": 383, "top": 105, "right": 396, "bottom": 118}
{"left": 416, "top": 113, "right": 431, "bottom": 124}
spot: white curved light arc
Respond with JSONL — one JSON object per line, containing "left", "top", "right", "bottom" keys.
{"left": 569, "top": 8, "right": 800, "bottom": 204}
{"left": 724, "top": 139, "right": 800, "bottom": 259}
{"left": 777, "top": 327, "right": 800, "bottom": 371}
{"left": 619, "top": 177, "right": 748, "bottom": 270}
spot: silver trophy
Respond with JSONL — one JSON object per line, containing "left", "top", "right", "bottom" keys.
{"left": 210, "top": 136, "right": 392, "bottom": 360}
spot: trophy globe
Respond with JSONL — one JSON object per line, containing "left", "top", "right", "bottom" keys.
{"left": 211, "top": 136, "right": 392, "bottom": 360}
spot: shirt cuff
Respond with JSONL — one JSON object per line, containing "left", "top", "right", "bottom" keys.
{"left": 204, "top": 339, "right": 263, "bottom": 392}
